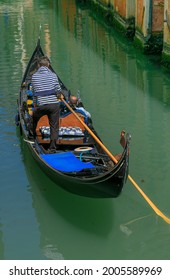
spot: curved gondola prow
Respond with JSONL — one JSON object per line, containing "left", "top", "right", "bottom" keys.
{"left": 103, "top": 134, "right": 130, "bottom": 197}
{"left": 21, "top": 39, "right": 43, "bottom": 84}
{"left": 118, "top": 133, "right": 131, "bottom": 182}
{"left": 107, "top": 133, "right": 130, "bottom": 180}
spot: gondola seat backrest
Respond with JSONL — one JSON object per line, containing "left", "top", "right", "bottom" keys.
{"left": 60, "top": 111, "right": 85, "bottom": 131}
{"left": 36, "top": 112, "right": 85, "bottom": 136}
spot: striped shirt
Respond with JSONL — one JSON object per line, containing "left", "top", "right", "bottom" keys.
{"left": 31, "top": 66, "right": 62, "bottom": 106}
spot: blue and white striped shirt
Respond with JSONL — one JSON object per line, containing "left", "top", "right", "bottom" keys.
{"left": 31, "top": 66, "right": 62, "bottom": 106}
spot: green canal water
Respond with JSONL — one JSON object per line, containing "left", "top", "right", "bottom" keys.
{"left": 1, "top": 0, "right": 170, "bottom": 260}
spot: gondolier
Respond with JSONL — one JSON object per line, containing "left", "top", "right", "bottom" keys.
{"left": 31, "top": 56, "right": 63, "bottom": 152}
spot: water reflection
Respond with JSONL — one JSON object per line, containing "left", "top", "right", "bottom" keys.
{"left": 44, "top": 24, "right": 51, "bottom": 58}
{"left": 20, "top": 140, "right": 114, "bottom": 259}
{"left": 119, "top": 214, "right": 170, "bottom": 259}
{"left": 61, "top": 0, "right": 170, "bottom": 108}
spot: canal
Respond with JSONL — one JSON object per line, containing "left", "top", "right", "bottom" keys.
{"left": 0, "top": 0, "right": 170, "bottom": 260}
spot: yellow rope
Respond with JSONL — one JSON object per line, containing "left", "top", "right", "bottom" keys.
{"left": 62, "top": 98, "right": 170, "bottom": 224}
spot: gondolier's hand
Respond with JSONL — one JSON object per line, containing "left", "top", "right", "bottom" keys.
{"left": 56, "top": 92, "right": 65, "bottom": 100}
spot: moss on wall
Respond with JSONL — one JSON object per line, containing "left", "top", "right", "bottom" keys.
{"left": 161, "top": 53, "right": 170, "bottom": 68}
{"left": 161, "top": 43, "right": 170, "bottom": 68}
{"left": 134, "top": 29, "right": 163, "bottom": 54}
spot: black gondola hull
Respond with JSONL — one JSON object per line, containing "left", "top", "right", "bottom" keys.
{"left": 24, "top": 139, "right": 129, "bottom": 198}
{"left": 17, "top": 40, "right": 130, "bottom": 198}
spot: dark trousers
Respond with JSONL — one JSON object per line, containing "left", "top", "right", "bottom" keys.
{"left": 33, "top": 103, "right": 60, "bottom": 149}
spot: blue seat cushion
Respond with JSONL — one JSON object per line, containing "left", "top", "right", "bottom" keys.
{"left": 40, "top": 152, "right": 95, "bottom": 172}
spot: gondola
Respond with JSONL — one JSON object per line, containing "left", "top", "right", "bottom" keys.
{"left": 16, "top": 39, "right": 131, "bottom": 198}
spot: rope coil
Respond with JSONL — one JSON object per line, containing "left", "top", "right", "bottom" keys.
{"left": 74, "top": 147, "right": 93, "bottom": 152}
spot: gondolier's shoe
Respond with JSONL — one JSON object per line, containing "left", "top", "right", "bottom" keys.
{"left": 28, "top": 126, "right": 35, "bottom": 140}
{"left": 49, "top": 140, "right": 58, "bottom": 150}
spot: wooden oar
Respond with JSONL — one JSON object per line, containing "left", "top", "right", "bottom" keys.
{"left": 61, "top": 98, "right": 170, "bottom": 224}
